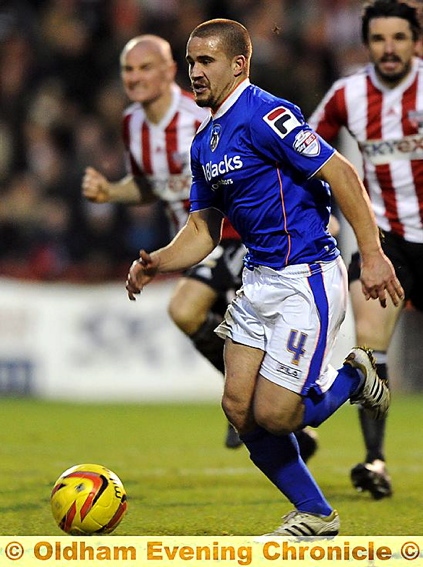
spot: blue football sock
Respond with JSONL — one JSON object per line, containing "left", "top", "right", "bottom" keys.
{"left": 303, "top": 363, "right": 361, "bottom": 428}
{"left": 241, "top": 427, "right": 332, "bottom": 516}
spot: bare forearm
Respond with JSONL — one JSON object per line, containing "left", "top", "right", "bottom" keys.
{"left": 319, "top": 152, "right": 382, "bottom": 258}
{"left": 83, "top": 167, "right": 156, "bottom": 205}
{"left": 108, "top": 175, "right": 156, "bottom": 205}
{"left": 151, "top": 210, "right": 222, "bottom": 273}
{"left": 126, "top": 209, "right": 224, "bottom": 301}
{"left": 317, "top": 152, "right": 404, "bottom": 307}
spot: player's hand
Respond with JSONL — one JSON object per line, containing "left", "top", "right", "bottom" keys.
{"left": 126, "top": 250, "right": 160, "bottom": 301}
{"left": 82, "top": 166, "right": 111, "bottom": 203}
{"left": 360, "top": 253, "right": 404, "bottom": 308}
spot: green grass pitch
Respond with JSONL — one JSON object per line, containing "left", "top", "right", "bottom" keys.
{"left": 1, "top": 395, "right": 421, "bottom": 536}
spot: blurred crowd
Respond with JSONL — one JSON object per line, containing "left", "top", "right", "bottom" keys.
{"left": 0, "top": 0, "right": 368, "bottom": 282}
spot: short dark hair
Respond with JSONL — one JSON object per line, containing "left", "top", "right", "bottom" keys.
{"left": 362, "top": 0, "right": 421, "bottom": 44}
{"left": 189, "top": 19, "right": 252, "bottom": 64}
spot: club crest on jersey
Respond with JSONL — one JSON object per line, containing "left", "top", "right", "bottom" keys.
{"left": 293, "top": 130, "right": 320, "bottom": 156}
{"left": 263, "top": 106, "right": 302, "bottom": 139}
{"left": 210, "top": 124, "right": 221, "bottom": 151}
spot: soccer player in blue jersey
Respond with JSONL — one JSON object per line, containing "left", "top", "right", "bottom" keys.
{"left": 126, "top": 19, "right": 404, "bottom": 536}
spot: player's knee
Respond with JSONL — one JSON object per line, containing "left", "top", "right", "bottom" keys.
{"left": 167, "top": 303, "right": 188, "bottom": 330}
{"left": 221, "top": 395, "right": 248, "bottom": 433}
{"left": 168, "top": 301, "right": 201, "bottom": 335}
{"left": 221, "top": 394, "right": 236, "bottom": 424}
{"left": 254, "top": 407, "right": 299, "bottom": 436}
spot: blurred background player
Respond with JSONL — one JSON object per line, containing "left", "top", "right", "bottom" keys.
{"left": 309, "top": 0, "right": 423, "bottom": 498}
{"left": 82, "top": 34, "right": 242, "bottom": 449}
{"left": 82, "top": 33, "right": 319, "bottom": 459}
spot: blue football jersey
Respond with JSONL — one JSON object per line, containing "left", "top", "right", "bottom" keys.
{"left": 190, "top": 80, "right": 340, "bottom": 269}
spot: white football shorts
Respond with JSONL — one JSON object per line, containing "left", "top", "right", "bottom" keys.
{"left": 215, "top": 256, "right": 348, "bottom": 395}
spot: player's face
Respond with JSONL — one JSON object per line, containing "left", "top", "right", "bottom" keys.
{"left": 367, "top": 17, "right": 418, "bottom": 87}
{"left": 186, "top": 35, "right": 240, "bottom": 111}
{"left": 120, "top": 43, "right": 175, "bottom": 104}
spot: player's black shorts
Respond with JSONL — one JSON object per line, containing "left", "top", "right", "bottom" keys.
{"left": 183, "top": 238, "right": 246, "bottom": 313}
{"left": 348, "top": 230, "right": 423, "bottom": 311}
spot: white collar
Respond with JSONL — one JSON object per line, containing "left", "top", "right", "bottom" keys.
{"left": 212, "top": 79, "right": 251, "bottom": 120}
{"left": 368, "top": 57, "right": 419, "bottom": 94}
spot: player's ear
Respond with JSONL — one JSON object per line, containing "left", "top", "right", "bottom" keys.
{"left": 233, "top": 55, "right": 247, "bottom": 77}
{"left": 167, "top": 60, "right": 178, "bottom": 80}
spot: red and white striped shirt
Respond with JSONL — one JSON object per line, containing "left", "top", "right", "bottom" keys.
{"left": 122, "top": 83, "right": 239, "bottom": 240}
{"left": 309, "top": 57, "right": 423, "bottom": 243}
{"left": 122, "top": 84, "right": 206, "bottom": 235}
